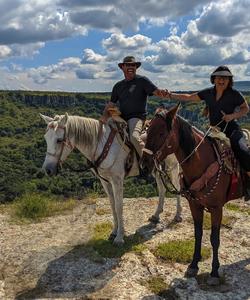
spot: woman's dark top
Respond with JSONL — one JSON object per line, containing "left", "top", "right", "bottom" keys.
{"left": 197, "top": 87, "right": 245, "bottom": 137}
{"left": 110, "top": 75, "right": 157, "bottom": 121}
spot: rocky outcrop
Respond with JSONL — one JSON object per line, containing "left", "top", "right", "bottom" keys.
{"left": 0, "top": 197, "right": 249, "bottom": 299}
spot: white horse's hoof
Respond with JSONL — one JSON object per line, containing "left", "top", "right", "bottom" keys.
{"left": 108, "top": 233, "right": 116, "bottom": 241}
{"left": 207, "top": 276, "right": 220, "bottom": 286}
{"left": 113, "top": 238, "right": 124, "bottom": 247}
{"left": 174, "top": 215, "right": 182, "bottom": 223}
{"left": 148, "top": 215, "right": 160, "bottom": 224}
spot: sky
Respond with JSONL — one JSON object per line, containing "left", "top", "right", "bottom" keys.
{"left": 0, "top": 0, "right": 250, "bottom": 92}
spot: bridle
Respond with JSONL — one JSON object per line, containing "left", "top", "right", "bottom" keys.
{"left": 142, "top": 115, "right": 228, "bottom": 201}
{"left": 142, "top": 114, "right": 180, "bottom": 194}
{"left": 142, "top": 114, "right": 177, "bottom": 165}
{"left": 45, "top": 124, "right": 74, "bottom": 166}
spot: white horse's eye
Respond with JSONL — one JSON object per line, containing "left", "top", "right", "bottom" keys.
{"left": 57, "top": 138, "right": 63, "bottom": 144}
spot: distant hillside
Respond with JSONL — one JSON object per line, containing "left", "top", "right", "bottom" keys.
{"left": 234, "top": 81, "right": 250, "bottom": 92}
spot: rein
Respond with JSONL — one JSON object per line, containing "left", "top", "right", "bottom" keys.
{"left": 142, "top": 118, "right": 227, "bottom": 198}
{"left": 46, "top": 122, "right": 118, "bottom": 181}
{"left": 45, "top": 125, "right": 74, "bottom": 165}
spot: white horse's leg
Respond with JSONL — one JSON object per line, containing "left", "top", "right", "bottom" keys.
{"left": 170, "top": 165, "right": 182, "bottom": 222}
{"left": 110, "top": 176, "right": 125, "bottom": 246}
{"left": 100, "top": 179, "right": 118, "bottom": 240}
{"left": 149, "top": 171, "right": 165, "bottom": 223}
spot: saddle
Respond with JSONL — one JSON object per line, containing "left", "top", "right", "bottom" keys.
{"left": 208, "top": 127, "right": 237, "bottom": 174}
{"left": 103, "top": 106, "right": 148, "bottom": 177}
{"left": 181, "top": 127, "right": 247, "bottom": 201}
{"left": 207, "top": 128, "right": 248, "bottom": 200}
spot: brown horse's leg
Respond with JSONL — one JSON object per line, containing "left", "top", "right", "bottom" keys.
{"left": 185, "top": 201, "right": 204, "bottom": 277}
{"left": 209, "top": 207, "right": 222, "bottom": 280}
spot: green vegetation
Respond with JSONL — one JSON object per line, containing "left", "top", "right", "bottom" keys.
{"left": 66, "top": 222, "right": 148, "bottom": 263}
{"left": 0, "top": 91, "right": 249, "bottom": 203}
{"left": 201, "top": 212, "right": 236, "bottom": 230}
{"left": 225, "top": 202, "right": 250, "bottom": 215}
{"left": 153, "top": 239, "right": 211, "bottom": 263}
{"left": 10, "top": 192, "right": 77, "bottom": 223}
{"left": 140, "top": 276, "right": 168, "bottom": 295}
{"left": 86, "top": 222, "right": 146, "bottom": 258}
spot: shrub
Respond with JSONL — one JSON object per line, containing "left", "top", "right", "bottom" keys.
{"left": 153, "top": 239, "right": 210, "bottom": 263}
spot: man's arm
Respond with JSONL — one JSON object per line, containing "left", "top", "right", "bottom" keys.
{"left": 167, "top": 91, "right": 201, "bottom": 102}
{"left": 152, "top": 88, "right": 168, "bottom": 98}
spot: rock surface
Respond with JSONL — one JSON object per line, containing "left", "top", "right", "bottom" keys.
{"left": 0, "top": 197, "right": 249, "bottom": 300}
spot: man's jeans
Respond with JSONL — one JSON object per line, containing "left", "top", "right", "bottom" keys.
{"left": 127, "top": 118, "right": 144, "bottom": 157}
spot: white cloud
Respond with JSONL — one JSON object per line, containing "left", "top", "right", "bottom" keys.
{"left": 1, "top": 0, "right": 250, "bottom": 91}
{"left": 81, "top": 49, "right": 104, "bottom": 64}
{"left": 0, "top": 45, "right": 12, "bottom": 58}
{"left": 27, "top": 57, "right": 81, "bottom": 84}
{"left": 196, "top": 0, "right": 250, "bottom": 37}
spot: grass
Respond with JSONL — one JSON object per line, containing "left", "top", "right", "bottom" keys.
{"left": 202, "top": 213, "right": 236, "bottom": 230}
{"left": 225, "top": 203, "right": 250, "bottom": 215}
{"left": 83, "top": 197, "right": 97, "bottom": 205}
{"left": 10, "top": 193, "right": 77, "bottom": 223}
{"left": 187, "top": 212, "right": 237, "bottom": 230}
{"left": 85, "top": 222, "right": 147, "bottom": 258}
{"left": 95, "top": 207, "right": 110, "bottom": 215}
{"left": 140, "top": 276, "right": 168, "bottom": 295}
{"left": 153, "top": 239, "right": 211, "bottom": 263}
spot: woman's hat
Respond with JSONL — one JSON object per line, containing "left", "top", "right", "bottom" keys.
{"left": 211, "top": 65, "right": 233, "bottom": 77}
{"left": 210, "top": 65, "right": 233, "bottom": 84}
{"left": 118, "top": 56, "right": 141, "bottom": 69}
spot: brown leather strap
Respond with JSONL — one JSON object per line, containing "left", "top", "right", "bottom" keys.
{"left": 94, "top": 126, "right": 117, "bottom": 168}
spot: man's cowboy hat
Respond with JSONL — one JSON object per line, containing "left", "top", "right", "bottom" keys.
{"left": 118, "top": 56, "right": 141, "bottom": 69}
{"left": 210, "top": 65, "right": 233, "bottom": 83}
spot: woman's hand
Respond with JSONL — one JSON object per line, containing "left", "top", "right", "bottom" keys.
{"left": 221, "top": 111, "right": 235, "bottom": 122}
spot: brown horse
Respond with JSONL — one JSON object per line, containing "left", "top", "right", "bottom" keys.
{"left": 140, "top": 103, "right": 244, "bottom": 285}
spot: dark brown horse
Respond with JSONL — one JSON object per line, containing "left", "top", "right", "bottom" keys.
{"left": 140, "top": 103, "right": 244, "bottom": 285}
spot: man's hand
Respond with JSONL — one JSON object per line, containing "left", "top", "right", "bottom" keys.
{"left": 154, "top": 89, "right": 171, "bottom": 98}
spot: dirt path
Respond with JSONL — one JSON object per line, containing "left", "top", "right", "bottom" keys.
{"left": 0, "top": 197, "right": 249, "bottom": 299}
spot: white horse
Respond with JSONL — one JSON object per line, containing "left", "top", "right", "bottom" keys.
{"left": 40, "top": 113, "right": 182, "bottom": 246}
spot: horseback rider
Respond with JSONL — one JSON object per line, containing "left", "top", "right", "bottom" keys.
{"left": 165, "top": 65, "right": 250, "bottom": 200}
{"left": 101, "top": 56, "right": 167, "bottom": 157}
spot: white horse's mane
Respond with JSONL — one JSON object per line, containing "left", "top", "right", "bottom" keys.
{"left": 66, "top": 115, "right": 100, "bottom": 147}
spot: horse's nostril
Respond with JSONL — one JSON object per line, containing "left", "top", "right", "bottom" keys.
{"left": 46, "top": 169, "right": 52, "bottom": 176}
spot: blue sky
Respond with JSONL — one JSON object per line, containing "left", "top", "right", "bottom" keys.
{"left": 0, "top": 0, "right": 250, "bottom": 92}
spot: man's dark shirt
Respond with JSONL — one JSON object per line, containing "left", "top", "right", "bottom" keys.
{"left": 110, "top": 75, "right": 157, "bottom": 121}
{"left": 197, "top": 87, "right": 245, "bottom": 137}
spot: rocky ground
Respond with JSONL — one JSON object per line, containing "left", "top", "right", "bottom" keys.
{"left": 0, "top": 196, "right": 250, "bottom": 300}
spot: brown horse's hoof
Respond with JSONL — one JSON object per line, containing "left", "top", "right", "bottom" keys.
{"left": 184, "top": 266, "right": 199, "bottom": 278}
{"left": 148, "top": 215, "right": 160, "bottom": 224}
{"left": 207, "top": 276, "right": 220, "bottom": 286}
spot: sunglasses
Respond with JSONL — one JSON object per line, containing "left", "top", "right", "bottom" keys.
{"left": 215, "top": 76, "right": 230, "bottom": 80}
{"left": 123, "top": 63, "right": 137, "bottom": 67}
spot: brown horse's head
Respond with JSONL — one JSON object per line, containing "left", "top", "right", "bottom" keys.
{"left": 140, "top": 103, "right": 181, "bottom": 173}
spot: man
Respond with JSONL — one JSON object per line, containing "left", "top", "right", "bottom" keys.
{"left": 103, "top": 55, "right": 167, "bottom": 157}
{"left": 166, "top": 65, "right": 250, "bottom": 200}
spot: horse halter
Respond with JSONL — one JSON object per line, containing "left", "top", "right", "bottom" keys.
{"left": 46, "top": 124, "right": 74, "bottom": 165}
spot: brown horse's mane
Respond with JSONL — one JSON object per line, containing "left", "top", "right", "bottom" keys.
{"left": 165, "top": 113, "right": 197, "bottom": 160}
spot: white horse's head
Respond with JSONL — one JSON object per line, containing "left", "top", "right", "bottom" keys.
{"left": 40, "top": 113, "right": 74, "bottom": 176}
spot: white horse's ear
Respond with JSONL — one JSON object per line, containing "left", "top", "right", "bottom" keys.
{"left": 59, "top": 112, "right": 69, "bottom": 127}
{"left": 39, "top": 113, "right": 53, "bottom": 124}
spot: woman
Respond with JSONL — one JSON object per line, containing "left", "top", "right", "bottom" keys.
{"left": 166, "top": 65, "right": 250, "bottom": 200}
